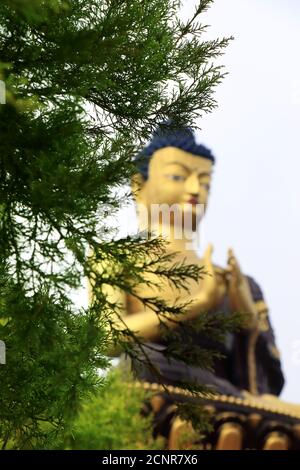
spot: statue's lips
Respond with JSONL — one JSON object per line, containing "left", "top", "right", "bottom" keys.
{"left": 186, "top": 198, "right": 199, "bottom": 205}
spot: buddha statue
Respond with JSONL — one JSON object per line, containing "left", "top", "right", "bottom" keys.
{"left": 90, "top": 125, "right": 300, "bottom": 449}
{"left": 111, "top": 126, "right": 284, "bottom": 395}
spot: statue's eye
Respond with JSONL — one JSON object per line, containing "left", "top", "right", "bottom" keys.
{"left": 200, "top": 183, "right": 210, "bottom": 191}
{"left": 166, "top": 174, "right": 186, "bottom": 181}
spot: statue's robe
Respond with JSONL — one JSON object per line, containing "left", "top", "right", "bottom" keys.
{"left": 132, "top": 276, "right": 284, "bottom": 397}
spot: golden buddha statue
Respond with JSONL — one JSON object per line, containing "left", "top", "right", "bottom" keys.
{"left": 90, "top": 125, "right": 300, "bottom": 449}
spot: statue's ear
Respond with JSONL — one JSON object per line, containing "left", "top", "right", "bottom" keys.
{"left": 131, "top": 173, "right": 145, "bottom": 201}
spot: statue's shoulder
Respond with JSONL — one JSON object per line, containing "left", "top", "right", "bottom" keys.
{"left": 245, "top": 274, "right": 265, "bottom": 302}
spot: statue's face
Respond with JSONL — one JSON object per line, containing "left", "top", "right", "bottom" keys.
{"left": 136, "top": 147, "right": 213, "bottom": 221}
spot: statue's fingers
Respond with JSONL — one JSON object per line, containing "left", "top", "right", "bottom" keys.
{"left": 204, "top": 243, "right": 213, "bottom": 265}
{"left": 203, "top": 244, "right": 214, "bottom": 276}
{"left": 228, "top": 252, "right": 245, "bottom": 290}
{"left": 228, "top": 248, "right": 241, "bottom": 272}
{"left": 227, "top": 247, "right": 236, "bottom": 265}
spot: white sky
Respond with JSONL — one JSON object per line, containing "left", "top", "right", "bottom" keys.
{"left": 79, "top": 0, "right": 300, "bottom": 403}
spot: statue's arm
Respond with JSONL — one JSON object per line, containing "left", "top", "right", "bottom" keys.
{"left": 88, "top": 263, "right": 213, "bottom": 355}
{"left": 88, "top": 244, "right": 218, "bottom": 356}
{"left": 103, "top": 287, "right": 213, "bottom": 351}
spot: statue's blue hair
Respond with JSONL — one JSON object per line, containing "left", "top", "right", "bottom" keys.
{"left": 134, "top": 124, "right": 215, "bottom": 180}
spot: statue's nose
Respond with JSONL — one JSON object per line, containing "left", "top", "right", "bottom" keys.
{"left": 184, "top": 172, "right": 200, "bottom": 195}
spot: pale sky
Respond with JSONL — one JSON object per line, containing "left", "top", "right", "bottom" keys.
{"left": 79, "top": 1, "right": 300, "bottom": 402}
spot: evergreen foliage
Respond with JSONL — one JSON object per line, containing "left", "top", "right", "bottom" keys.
{"left": 62, "top": 367, "right": 164, "bottom": 450}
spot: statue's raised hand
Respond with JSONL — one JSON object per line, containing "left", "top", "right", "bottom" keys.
{"left": 227, "top": 248, "right": 258, "bottom": 328}
{"left": 201, "top": 243, "right": 223, "bottom": 310}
